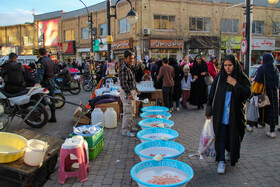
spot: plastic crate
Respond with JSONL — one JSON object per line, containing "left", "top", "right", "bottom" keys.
{"left": 69, "top": 127, "right": 103, "bottom": 148}
{"left": 89, "top": 138, "right": 104, "bottom": 160}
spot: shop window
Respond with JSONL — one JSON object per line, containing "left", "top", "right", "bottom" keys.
{"left": 153, "top": 15, "right": 176, "bottom": 30}
{"left": 81, "top": 27, "right": 89, "bottom": 39}
{"left": 221, "top": 19, "right": 239, "bottom": 33}
{"left": 272, "top": 22, "right": 280, "bottom": 35}
{"left": 99, "top": 23, "right": 107, "bottom": 36}
{"left": 23, "top": 36, "right": 33, "bottom": 46}
{"left": 64, "top": 30, "right": 74, "bottom": 41}
{"left": 119, "top": 18, "right": 130, "bottom": 34}
{"left": 252, "top": 21, "right": 264, "bottom": 35}
{"left": 189, "top": 17, "right": 211, "bottom": 32}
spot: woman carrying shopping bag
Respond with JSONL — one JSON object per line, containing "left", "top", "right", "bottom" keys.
{"left": 251, "top": 53, "right": 279, "bottom": 138}
{"left": 205, "top": 55, "right": 251, "bottom": 174}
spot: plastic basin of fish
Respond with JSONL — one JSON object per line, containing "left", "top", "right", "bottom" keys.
{"left": 135, "top": 140, "right": 185, "bottom": 161}
{"left": 141, "top": 106, "right": 169, "bottom": 113}
{"left": 140, "top": 111, "right": 171, "bottom": 120}
{"left": 137, "top": 128, "right": 179, "bottom": 143}
{"left": 138, "top": 118, "right": 174, "bottom": 130}
{"left": 131, "top": 159, "right": 194, "bottom": 187}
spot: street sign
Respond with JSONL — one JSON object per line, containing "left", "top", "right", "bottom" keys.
{"left": 242, "top": 22, "right": 246, "bottom": 37}
{"left": 241, "top": 38, "right": 247, "bottom": 55}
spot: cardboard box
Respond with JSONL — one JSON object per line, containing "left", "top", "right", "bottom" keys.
{"left": 151, "top": 89, "right": 163, "bottom": 100}
{"left": 95, "top": 101, "right": 121, "bottom": 120}
{"left": 73, "top": 103, "right": 91, "bottom": 125}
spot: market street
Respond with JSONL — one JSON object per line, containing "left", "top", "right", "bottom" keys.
{"left": 17, "top": 89, "right": 278, "bottom": 187}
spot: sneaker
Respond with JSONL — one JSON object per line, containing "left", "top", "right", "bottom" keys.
{"left": 175, "top": 107, "right": 180, "bottom": 111}
{"left": 217, "top": 161, "right": 226, "bottom": 174}
{"left": 246, "top": 125, "right": 253, "bottom": 132}
{"left": 266, "top": 132, "right": 276, "bottom": 138}
{"left": 183, "top": 105, "right": 188, "bottom": 109}
{"left": 122, "top": 131, "right": 135, "bottom": 137}
{"left": 131, "top": 127, "right": 139, "bottom": 132}
{"left": 225, "top": 153, "right": 231, "bottom": 161}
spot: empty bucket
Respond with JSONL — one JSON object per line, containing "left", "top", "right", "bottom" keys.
{"left": 24, "top": 139, "right": 48, "bottom": 166}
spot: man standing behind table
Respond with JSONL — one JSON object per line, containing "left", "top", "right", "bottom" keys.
{"left": 35, "top": 48, "right": 57, "bottom": 122}
{"left": 119, "top": 50, "right": 141, "bottom": 137}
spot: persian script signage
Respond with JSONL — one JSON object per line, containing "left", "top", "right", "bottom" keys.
{"left": 150, "top": 39, "right": 183, "bottom": 48}
{"left": 221, "top": 36, "right": 243, "bottom": 49}
{"left": 251, "top": 37, "right": 275, "bottom": 51}
{"left": 112, "top": 40, "right": 130, "bottom": 50}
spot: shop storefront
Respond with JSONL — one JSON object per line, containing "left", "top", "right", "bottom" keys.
{"left": 58, "top": 41, "right": 76, "bottom": 63}
{"left": 77, "top": 48, "right": 90, "bottom": 62}
{"left": 251, "top": 37, "right": 276, "bottom": 65}
{"left": 185, "top": 36, "right": 219, "bottom": 61}
{"left": 221, "top": 36, "right": 242, "bottom": 61}
{"left": 112, "top": 38, "right": 133, "bottom": 62}
{"left": 149, "top": 39, "right": 183, "bottom": 61}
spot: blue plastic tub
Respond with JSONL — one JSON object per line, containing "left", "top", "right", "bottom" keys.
{"left": 131, "top": 159, "right": 193, "bottom": 187}
{"left": 137, "top": 128, "right": 179, "bottom": 143}
{"left": 135, "top": 140, "right": 185, "bottom": 161}
{"left": 140, "top": 111, "right": 171, "bottom": 120}
{"left": 138, "top": 118, "right": 174, "bottom": 130}
{"left": 141, "top": 106, "right": 169, "bottom": 113}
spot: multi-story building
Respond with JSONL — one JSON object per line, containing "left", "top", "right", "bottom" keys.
{"left": 1, "top": 0, "right": 280, "bottom": 64}
{"left": 0, "top": 23, "right": 35, "bottom": 56}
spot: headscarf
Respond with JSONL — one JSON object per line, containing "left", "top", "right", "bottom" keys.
{"left": 219, "top": 54, "right": 248, "bottom": 91}
{"left": 254, "top": 53, "right": 279, "bottom": 88}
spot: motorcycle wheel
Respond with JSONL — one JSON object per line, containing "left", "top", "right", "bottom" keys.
{"left": 22, "top": 100, "right": 49, "bottom": 128}
{"left": 69, "top": 80, "right": 81, "bottom": 95}
{"left": 82, "top": 81, "right": 94, "bottom": 92}
{"left": 55, "top": 93, "right": 65, "bottom": 109}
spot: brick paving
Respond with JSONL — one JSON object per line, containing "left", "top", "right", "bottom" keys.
{"left": 45, "top": 105, "right": 280, "bottom": 187}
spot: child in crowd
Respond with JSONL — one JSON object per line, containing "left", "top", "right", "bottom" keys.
{"left": 181, "top": 64, "right": 196, "bottom": 109}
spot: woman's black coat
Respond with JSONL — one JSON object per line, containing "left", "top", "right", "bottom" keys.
{"left": 170, "top": 64, "right": 184, "bottom": 101}
{"left": 189, "top": 60, "right": 208, "bottom": 106}
{"left": 206, "top": 57, "right": 251, "bottom": 166}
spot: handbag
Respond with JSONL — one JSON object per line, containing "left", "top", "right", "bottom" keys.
{"left": 204, "top": 75, "right": 213, "bottom": 85}
{"left": 258, "top": 73, "right": 270, "bottom": 108}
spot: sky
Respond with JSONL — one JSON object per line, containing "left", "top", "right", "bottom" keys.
{"left": 0, "top": 0, "right": 104, "bottom": 26}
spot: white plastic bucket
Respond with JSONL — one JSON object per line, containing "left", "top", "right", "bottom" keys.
{"left": 104, "top": 107, "right": 117, "bottom": 128}
{"left": 91, "top": 108, "right": 104, "bottom": 127}
{"left": 24, "top": 139, "right": 48, "bottom": 166}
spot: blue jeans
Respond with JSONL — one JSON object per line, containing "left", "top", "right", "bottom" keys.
{"left": 219, "top": 124, "right": 229, "bottom": 162}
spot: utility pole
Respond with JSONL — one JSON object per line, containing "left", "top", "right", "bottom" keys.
{"left": 88, "top": 11, "right": 93, "bottom": 59}
{"left": 245, "top": 0, "right": 252, "bottom": 76}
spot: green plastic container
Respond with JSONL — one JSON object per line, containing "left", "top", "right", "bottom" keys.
{"left": 89, "top": 138, "right": 104, "bottom": 160}
{"left": 69, "top": 127, "right": 104, "bottom": 148}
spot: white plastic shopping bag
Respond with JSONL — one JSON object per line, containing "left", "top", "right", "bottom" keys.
{"left": 197, "top": 119, "right": 216, "bottom": 158}
{"left": 246, "top": 96, "right": 259, "bottom": 122}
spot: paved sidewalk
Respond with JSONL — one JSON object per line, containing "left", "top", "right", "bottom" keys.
{"left": 45, "top": 105, "right": 280, "bottom": 187}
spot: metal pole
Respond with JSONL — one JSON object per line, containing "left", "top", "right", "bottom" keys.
{"left": 90, "top": 12, "right": 93, "bottom": 58}
{"left": 107, "top": 0, "right": 112, "bottom": 62}
{"left": 245, "top": 0, "right": 252, "bottom": 76}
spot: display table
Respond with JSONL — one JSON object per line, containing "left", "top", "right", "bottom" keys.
{"left": 0, "top": 129, "right": 64, "bottom": 187}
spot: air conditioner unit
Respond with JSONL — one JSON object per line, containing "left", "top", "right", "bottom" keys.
{"left": 142, "top": 28, "right": 151, "bottom": 35}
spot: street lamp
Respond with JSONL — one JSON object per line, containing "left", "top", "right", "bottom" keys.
{"left": 79, "top": 0, "right": 94, "bottom": 59}
{"left": 106, "top": 0, "right": 138, "bottom": 62}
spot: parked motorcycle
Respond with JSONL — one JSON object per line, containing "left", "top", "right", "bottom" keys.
{"left": 0, "top": 87, "right": 50, "bottom": 131}
{"left": 55, "top": 75, "right": 81, "bottom": 95}
{"left": 82, "top": 73, "right": 97, "bottom": 92}
{"left": 54, "top": 89, "right": 65, "bottom": 109}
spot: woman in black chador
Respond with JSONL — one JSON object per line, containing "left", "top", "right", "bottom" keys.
{"left": 206, "top": 55, "right": 251, "bottom": 174}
